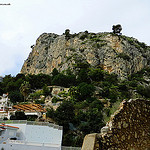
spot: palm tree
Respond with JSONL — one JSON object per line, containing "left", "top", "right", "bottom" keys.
{"left": 20, "top": 81, "right": 31, "bottom": 102}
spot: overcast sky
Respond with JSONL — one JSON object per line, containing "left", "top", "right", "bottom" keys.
{"left": 0, "top": 0, "right": 150, "bottom": 76}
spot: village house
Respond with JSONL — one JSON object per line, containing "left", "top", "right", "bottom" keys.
{"left": 49, "top": 86, "right": 69, "bottom": 96}
{"left": 12, "top": 104, "right": 46, "bottom": 119}
{"left": 0, "top": 120, "right": 63, "bottom": 150}
{"left": 0, "top": 94, "right": 13, "bottom": 119}
{"left": 45, "top": 86, "right": 70, "bottom": 110}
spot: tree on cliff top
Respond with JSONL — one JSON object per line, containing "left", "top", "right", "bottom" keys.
{"left": 65, "top": 29, "right": 71, "bottom": 40}
{"left": 112, "top": 24, "right": 122, "bottom": 34}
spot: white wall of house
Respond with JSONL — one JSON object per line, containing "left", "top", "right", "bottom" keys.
{"left": 8, "top": 123, "right": 62, "bottom": 145}
{"left": 0, "top": 122, "right": 62, "bottom": 150}
{"left": 0, "top": 143, "right": 61, "bottom": 150}
{"left": 0, "top": 128, "right": 18, "bottom": 144}
{"left": 25, "top": 125, "right": 62, "bottom": 144}
{"left": 0, "top": 94, "right": 13, "bottom": 120}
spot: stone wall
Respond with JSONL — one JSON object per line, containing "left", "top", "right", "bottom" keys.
{"left": 81, "top": 134, "right": 98, "bottom": 150}
{"left": 81, "top": 99, "right": 150, "bottom": 150}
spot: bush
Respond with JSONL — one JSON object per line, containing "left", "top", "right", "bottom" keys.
{"left": 29, "top": 90, "right": 43, "bottom": 100}
{"left": 9, "top": 91, "right": 23, "bottom": 103}
{"left": 117, "top": 53, "right": 130, "bottom": 61}
{"left": 52, "top": 73, "right": 69, "bottom": 87}
{"left": 52, "top": 97, "right": 61, "bottom": 103}
{"left": 139, "top": 42, "right": 147, "bottom": 49}
{"left": 10, "top": 111, "right": 27, "bottom": 120}
{"left": 104, "top": 73, "right": 118, "bottom": 85}
{"left": 137, "top": 85, "right": 150, "bottom": 98}
{"left": 89, "top": 99, "right": 104, "bottom": 110}
{"left": 88, "top": 68, "right": 104, "bottom": 81}
{"left": 46, "top": 107, "right": 55, "bottom": 119}
{"left": 128, "top": 80, "right": 138, "bottom": 87}
{"left": 42, "top": 85, "right": 51, "bottom": 96}
{"left": 77, "top": 82, "right": 95, "bottom": 101}
{"left": 35, "top": 99, "right": 45, "bottom": 104}
{"left": 80, "top": 34, "right": 88, "bottom": 40}
{"left": 79, "top": 31, "right": 89, "bottom": 40}
{"left": 55, "top": 101, "right": 75, "bottom": 133}
{"left": 26, "top": 74, "right": 51, "bottom": 89}
{"left": 77, "top": 68, "right": 89, "bottom": 84}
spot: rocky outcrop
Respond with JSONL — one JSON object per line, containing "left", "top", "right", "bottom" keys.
{"left": 81, "top": 99, "right": 150, "bottom": 150}
{"left": 21, "top": 31, "right": 150, "bottom": 79}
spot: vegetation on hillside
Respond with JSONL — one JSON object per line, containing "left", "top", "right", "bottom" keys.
{"left": 0, "top": 64, "right": 150, "bottom": 146}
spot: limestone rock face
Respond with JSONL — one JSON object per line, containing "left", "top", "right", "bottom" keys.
{"left": 21, "top": 32, "right": 150, "bottom": 78}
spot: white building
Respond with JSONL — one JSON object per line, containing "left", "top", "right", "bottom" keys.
{"left": 0, "top": 94, "right": 13, "bottom": 119}
{"left": 0, "top": 120, "right": 63, "bottom": 150}
{"left": 0, "top": 94, "right": 12, "bottom": 111}
{"left": 50, "top": 86, "right": 69, "bottom": 96}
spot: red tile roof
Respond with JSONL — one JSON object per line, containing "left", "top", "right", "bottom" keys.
{"left": 0, "top": 124, "right": 19, "bottom": 129}
{"left": 13, "top": 104, "right": 46, "bottom": 112}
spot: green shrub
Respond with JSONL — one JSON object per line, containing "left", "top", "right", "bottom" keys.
{"left": 124, "top": 36, "right": 134, "bottom": 45}
{"left": 10, "top": 111, "right": 27, "bottom": 120}
{"left": 128, "top": 80, "right": 138, "bottom": 87}
{"left": 139, "top": 42, "right": 147, "bottom": 49}
{"left": 69, "top": 48, "right": 76, "bottom": 52}
{"left": 46, "top": 107, "right": 55, "bottom": 119}
{"left": 52, "top": 96, "right": 61, "bottom": 103}
{"left": 88, "top": 68, "right": 104, "bottom": 81}
{"left": 79, "top": 31, "right": 89, "bottom": 40}
{"left": 80, "top": 34, "right": 88, "bottom": 40}
{"left": 42, "top": 85, "right": 51, "bottom": 96}
{"left": 117, "top": 53, "right": 130, "bottom": 61}
{"left": 137, "top": 85, "right": 150, "bottom": 98}
{"left": 103, "top": 101, "right": 121, "bottom": 123}
{"left": 35, "top": 99, "right": 45, "bottom": 104}
{"left": 81, "top": 41, "right": 87, "bottom": 44}
{"left": 29, "top": 90, "right": 43, "bottom": 100}
{"left": 92, "top": 43, "right": 99, "bottom": 48}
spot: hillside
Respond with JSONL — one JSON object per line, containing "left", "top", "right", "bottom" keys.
{"left": 1, "top": 30, "right": 150, "bottom": 147}
{"left": 21, "top": 30, "right": 150, "bottom": 79}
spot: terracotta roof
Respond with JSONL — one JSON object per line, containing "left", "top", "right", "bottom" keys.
{"left": 0, "top": 124, "right": 19, "bottom": 129}
{"left": 13, "top": 104, "right": 46, "bottom": 112}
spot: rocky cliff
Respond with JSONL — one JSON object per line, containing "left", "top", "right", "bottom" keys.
{"left": 21, "top": 31, "right": 150, "bottom": 79}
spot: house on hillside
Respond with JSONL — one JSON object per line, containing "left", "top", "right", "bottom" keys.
{"left": 49, "top": 86, "right": 69, "bottom": 96}
{"left": 45, "top": 86, "right": 70, "bottom": 110}
{"left": 0, "top": 97, "right": 46, "bottom": 120}
{"left": 13, "top": 104, "right": 46, "bottom": 119}
{"left": 0, "top": 94, "right": 13, "bottom": 119}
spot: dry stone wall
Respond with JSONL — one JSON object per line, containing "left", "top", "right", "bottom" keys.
{"left": 81, "top": 99, "right": 150, "bottom": 150}
{"left": 98, "top": 99, "right": 150, "bottom": 150}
